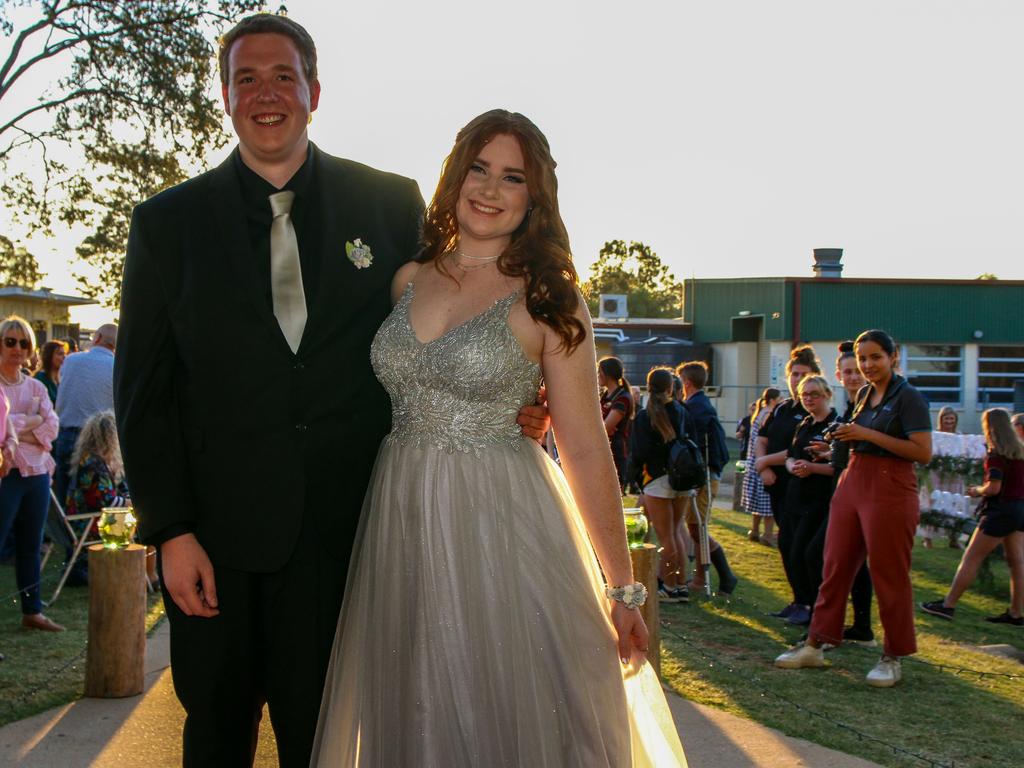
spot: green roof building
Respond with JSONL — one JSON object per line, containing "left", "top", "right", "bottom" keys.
{"left": 681, "top": 250, "right": 1024, "bottom": 432}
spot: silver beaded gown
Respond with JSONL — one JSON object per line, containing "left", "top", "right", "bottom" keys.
{"left": 310, "top": 283, "right": 686, "bottom": 767}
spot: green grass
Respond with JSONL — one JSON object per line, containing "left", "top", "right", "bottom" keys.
{"left": 0, "top": 551, "right": 165, "bottom": 726}
{"left": 658, "top": 504, "right": 1024, "bottom": 768}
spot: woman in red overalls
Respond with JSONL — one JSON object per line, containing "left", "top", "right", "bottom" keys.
{"left": 775, "top": 329, "right": 932, "bottom": 688}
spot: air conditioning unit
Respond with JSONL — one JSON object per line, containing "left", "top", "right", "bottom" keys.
{"left": 599, "top": 294, "right": 628, "bottom": 319}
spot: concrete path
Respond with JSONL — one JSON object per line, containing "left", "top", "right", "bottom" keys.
{"left": 0, "top": 621, "right": 880, "bottom": 767}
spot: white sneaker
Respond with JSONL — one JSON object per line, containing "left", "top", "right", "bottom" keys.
{"left": 774, "top": 644, "right": 826, "bottom": 669}
{"left": 866, "top": 656, "right": 902, "bottom": 687}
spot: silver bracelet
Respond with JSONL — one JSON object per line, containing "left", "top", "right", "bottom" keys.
{"left": 604, "top": 582, "right": 648, "bottom": 610}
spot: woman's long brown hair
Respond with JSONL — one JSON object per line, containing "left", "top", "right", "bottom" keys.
{"left": 418, "top": 109, "right": 586, "bottom": 353}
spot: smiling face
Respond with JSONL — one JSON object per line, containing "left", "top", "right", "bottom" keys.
{"left": 856, "top": 340, "right": 896, "bottom": 386}
{"left": 455, "top": 133, "right": 532, "bottom": 256}
{"left": 222, "top": 33, "right": 320, "bottom": 175}
{"left": 1, "top": 326, "right": 29, "bottom": 370}
{"left": 939, "top": 411, "right": 958, "bottom": 432}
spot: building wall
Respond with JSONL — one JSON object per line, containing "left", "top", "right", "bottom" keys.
{"left": 0, "top": 298, "right": 75, "bottom": 345}
{"left": 686, "top": 279, "right": 793, "bottom": 343}
{"left": 799, "top": 281, "right": 1024, "bottom": 344}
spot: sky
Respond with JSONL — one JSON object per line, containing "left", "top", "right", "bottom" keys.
{"left": 5, "top": 0, "right": 1024, "bottom": 328}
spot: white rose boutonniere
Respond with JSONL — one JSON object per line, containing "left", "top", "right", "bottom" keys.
{"left": 345, "top": 238, "right": 373, "bottom": 269}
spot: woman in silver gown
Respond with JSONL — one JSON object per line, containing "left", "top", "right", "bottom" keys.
{"left": 311, "top": 110, "right": 686, "bottom": 767}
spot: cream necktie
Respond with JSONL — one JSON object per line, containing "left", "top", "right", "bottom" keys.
{"left": 269, "top": 190, "right": 307, "bottom": 353}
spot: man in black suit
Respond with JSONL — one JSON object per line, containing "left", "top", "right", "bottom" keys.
{"left": 115, "top": 14, "right": 429, "bottom": 767}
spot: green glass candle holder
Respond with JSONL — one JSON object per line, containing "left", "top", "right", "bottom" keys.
{"left": 98, "top": 507, "right": 137, "bottom": 549}
{"left": 623, "top": 507, "right": 649, "bottom": 549}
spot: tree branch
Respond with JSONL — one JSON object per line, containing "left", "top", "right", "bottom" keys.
{"left": 0, "top": 86, "right": 106, "bottom": 141}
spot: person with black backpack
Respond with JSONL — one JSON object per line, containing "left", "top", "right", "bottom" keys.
{"left": 629, "top": 367, "right": 696, "bottom": 603}
{"left": 678, "top": 361, "right": 738, "bottom": 595}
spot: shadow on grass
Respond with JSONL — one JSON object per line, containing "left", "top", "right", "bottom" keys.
{"left": 657, "top": 507, "right": 1024, "bottom": 768}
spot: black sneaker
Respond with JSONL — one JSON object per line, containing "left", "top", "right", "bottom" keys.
{"left": 842, "top": 625, "right": 878, "bottom": 647}
{"left": 919, "top": 600, "right": 955, "bottom": 620}
{"left": 769, "top": 602, "right": 797, "bottom": 619}
{"left": 786, "top": 606, "right": 812, "bottom": 626}
{"left": 658, "top": 585, "right": 679, "bottom": 603}
{"left": 984, "top": 611, "right": 1024, "bottom": 626}
{"left": 671, "top": 586, "right": 690, "bottom": 603}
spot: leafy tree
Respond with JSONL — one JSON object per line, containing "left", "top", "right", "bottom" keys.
{"left": 976, "top": 273, "right": 998, "bottom": 280}
{"left": 0, "top": 235, "right": 44, "bottom": 287}
{"left": 1, "top": 0, "right": 263, "bottom": 305}
{"left": 581, "top": 240, "right": 682, "bottom": 318}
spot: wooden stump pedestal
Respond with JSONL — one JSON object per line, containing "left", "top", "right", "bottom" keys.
{"left": 85, "top": 543, "right": 147, "bottom": 698}
{"left": 630, "top": 543, "right": 660, "bottom": 678}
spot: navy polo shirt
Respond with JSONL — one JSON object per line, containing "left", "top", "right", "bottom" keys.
{"left": 849, "top": 375, "right": 932, "bottom": 460}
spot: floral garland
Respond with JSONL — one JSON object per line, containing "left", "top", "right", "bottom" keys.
{"left": 915, "top": 454, "right": 984, "bottom": 491}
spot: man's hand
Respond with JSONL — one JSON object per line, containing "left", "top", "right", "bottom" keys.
{"left": 517, "top": 385, "right": 551, "bottom": 441}
{"left": 160, "top": 533, "right": 219, "bottom": 618}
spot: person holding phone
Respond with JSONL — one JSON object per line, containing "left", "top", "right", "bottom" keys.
{"left": 776, "top": 330, "right": 931, "bottom": 688}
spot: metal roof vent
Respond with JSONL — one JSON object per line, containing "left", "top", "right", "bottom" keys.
{"left": 812, "top": 248, "right": 843, "bottom": 278}
{"left": 599, "top": 294, "right": 629, "bottom": 319}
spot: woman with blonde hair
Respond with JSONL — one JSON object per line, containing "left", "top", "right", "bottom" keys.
{"left": 920, "top": 408, "right": 1024, "bottom": 625}
{"left": 65, "top": 410, "right": 129, "bottom": 516}
{"left": 0, "top": 315, "right": 61, "bottom": 632}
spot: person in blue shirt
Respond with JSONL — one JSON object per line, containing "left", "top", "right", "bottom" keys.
{"left": 677, "top": 361, "right": 736, "bottom": 594}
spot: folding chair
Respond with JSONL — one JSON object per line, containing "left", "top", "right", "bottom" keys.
{"left": 45, "top": 489, "right": 102, "bottom": 606}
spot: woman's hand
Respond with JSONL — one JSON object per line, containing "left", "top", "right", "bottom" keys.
{"left": 610, "top": 602, "right": 649, "bottom": 664}
{"left": 833, "top": 422, "right": 872, "bottom": 443}
{"left": 806, "top": 440, "right": 832, "bottom": 460}
{"left": 759, "top": 468, "right": 776, "bottom": 486}
{"left": 789, "top": 459, "right": 812, "bottom": 478}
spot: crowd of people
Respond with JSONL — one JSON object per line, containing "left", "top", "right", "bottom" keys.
{"left": 596, "top": 355, "right": 736, "bottom": 602}
{"left": 0, "top": 317, "right": 128, "bottom": 634}
{"left": 599, "top": 331, "right": 1024, "bottom": 690}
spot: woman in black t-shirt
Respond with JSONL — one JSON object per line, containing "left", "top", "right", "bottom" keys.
{"left": 754, "top": 344, "right": 820, "bottom": 618}
{"left": 776, "top": 330, "right": 932, "bottom": 689}
{"left": 778, "top": 376, "right": 836, "bottom": 627}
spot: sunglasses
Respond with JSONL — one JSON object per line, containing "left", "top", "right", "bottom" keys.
{"left": 3, "top": 337, "right": 30, "bottom": 351}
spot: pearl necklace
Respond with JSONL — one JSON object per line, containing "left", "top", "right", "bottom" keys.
{"left": 0, "top": 370, "right": 22, "bottom": 386}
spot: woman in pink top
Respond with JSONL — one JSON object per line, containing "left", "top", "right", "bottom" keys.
{"left": 0, "top": 316, "right": 62, "bottom": 632}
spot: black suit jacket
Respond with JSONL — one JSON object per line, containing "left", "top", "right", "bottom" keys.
{"left": 114, "top": 145, "right": 423, "bottom": 572}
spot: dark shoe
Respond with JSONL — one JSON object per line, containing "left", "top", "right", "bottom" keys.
{"left": 658, "top": 585, "right": 683, "bottom": 603}
{"left": 671, "top": 586, "right": 690, "bottom": 603}
{"left": 842, "top": 625, "right": 878, "bottom": 647}
{"left": 984, "top": 611, "right": 1024, "bottom": 626}
{"left": 770, "top": 602, "right": 797, "bottom": 619}
{"left": 709, "top": 547, "right": 738, "bottom": 594}
{"left": 786, "top": 606, "right": 812, "bottom": 626}
{"left": 919, "top": 600, "right": 955, "bottom": 620}
{"left": 21, "top": 613, "right": 65, "bottom": 632}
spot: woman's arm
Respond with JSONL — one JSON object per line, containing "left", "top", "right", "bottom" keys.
{"left": 541, "top": 305, "right": 632, "bottom": 587}
{"left": 603, "top": 408, "right": 625, "bottom": 437}
{"left": 28, "top": 382, "right": 59, "bottom": 450}
{"left": 538, "top": 295, "right": 647, "bottom": 660}
{"left": 832, "top": 423, "right": 932, "bottom": 464}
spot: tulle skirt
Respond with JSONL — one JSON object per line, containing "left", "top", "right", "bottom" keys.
{"left": 310, "top": 438, "right": 686, "bottom": 767}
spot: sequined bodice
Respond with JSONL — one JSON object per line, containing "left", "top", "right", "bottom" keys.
{"left": 371, "top": 283, "right": 542, "bottom": 454}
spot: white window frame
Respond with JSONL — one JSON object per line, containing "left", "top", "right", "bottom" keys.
{"left": 901, "top": 344, "right": 963, "bottom": 407}
{"left": 977, "top": 346, "right": 1024, "bottom": 409}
